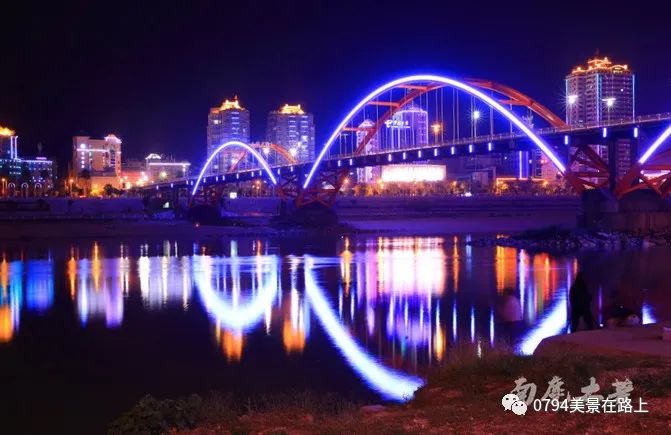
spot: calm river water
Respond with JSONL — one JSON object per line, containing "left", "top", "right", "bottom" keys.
{"left": 1, "top": 234, "right": 669, "bottom": 432}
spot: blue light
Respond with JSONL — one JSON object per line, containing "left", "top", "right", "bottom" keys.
{"left": 633, "top": 127, "right": 639, "bottom": 138}
{"left": 194, "top": 255, "right": 279, "bottom": 332}
{"left": 433, "top": 148, "right": 438, "bottom": 157}
{"left": 191, "top": 140, "right": 277, "bottom": 195}
{"left": 402, "top": 152, "right": 406, "bottom": 160}
{"left": 418, "top": 150, "right": 422, "bottom": 158}
{"left": 487, "top": 142, "right": 493, "bottom": 151}
{"left": 602, "top": 127, "right": 608, "bottom": 138}
{"left": 290, "top": 166, "right": 294, "bottom": 172}
{"left": 302, "top": 74, "right": 567, "bottom": 189}
{"left": 387, "top": 154, "right": 392, "bottom": 162}
{"left": 468, "top": 144, "right": 474, "bottom": 153}
{"left": 337, "top": 160, "right": 341, "bottom": 167}
{"left": 304, "top": 257, "right": 424, "bottom": 401}
{"left": 564, "top": 135, "right": 569, "bottom": 145}
{"left": 450, "top": 146, "right": 455, "bottom": 155}
{"left": 349, "top": 158, "right": 353, "bottom": 165}
{"left": 215, "top": 176, "right": 219, "bottom": 182}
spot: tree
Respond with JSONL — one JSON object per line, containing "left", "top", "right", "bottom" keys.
{"left": 78, "top": 169, "right": 91, "bottom": 195}
{"left": 104, "top": 184, "right": 114, "bottom": 197}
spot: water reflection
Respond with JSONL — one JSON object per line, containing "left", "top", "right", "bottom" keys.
{"left": 1, "top": 237, "right": 669, "bottom": 400}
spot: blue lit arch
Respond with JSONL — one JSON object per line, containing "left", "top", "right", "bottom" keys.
{"left": 191, "top": 140, "right": 278, "bottom": 196}
{"left": 303, "top": 74, "right": 568, "bottom": 189}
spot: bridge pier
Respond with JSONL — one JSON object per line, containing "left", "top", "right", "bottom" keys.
{"left": 579, "top": 188, "right": 671, "bottom": 232}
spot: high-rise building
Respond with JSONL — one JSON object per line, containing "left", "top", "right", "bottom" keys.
{"left": 565, "top": 57, "right": 635, "bottom": 126}
{"left": 1, "top": 126, "right": 55, "bottom": 197}
{"left": 72, "top": 134, "right": 122, "bottom": 176}
{"left": 266, "top": 104, "right": 315, "bottom": 162}
{"left": 0, "top": 125, "right": 18, "bottom": 160}
{"left": 355, "top": 119, "right": 380, "bottom": 183}
{"left": 207, "top": 97, "right": 250, "bottom": 174}
{"left": 384, "top": 104, "right": 429, "bottom": 149}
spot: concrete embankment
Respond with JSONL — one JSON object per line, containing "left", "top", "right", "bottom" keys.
{"left": 0, "top": 195, "right": 581, "bottom": 239}
{"left": 535, "top": 322, "right": 671, "bottom": 358}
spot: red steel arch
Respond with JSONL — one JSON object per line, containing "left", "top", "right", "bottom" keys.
{"left": 293, "top": 75, "right": 572, "bottom": 208}
{"left": 465, "top": 78, "right": 568, "bottom": 128}
{"left": 229, "top": 142, "right": 297, "bottom": 172}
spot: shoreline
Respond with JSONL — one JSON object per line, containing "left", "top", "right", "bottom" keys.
{"left": 471, "top": 226, "right": 671, "bottom": 253}
{"left": 109, "top": 342, "right": 671, "bottom": 434}
{"left": 0, "top": 211, "right": 579, "bottom": 241}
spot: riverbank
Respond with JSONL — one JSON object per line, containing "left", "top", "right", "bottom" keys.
{"left": 470, "top": 226, "right": 671, "bottom": 253}
{"left": 109, "top": 346, "right": 671, "bottom": 434}
{"left": 0, "top": 211, "right": 579, "bottom": 241}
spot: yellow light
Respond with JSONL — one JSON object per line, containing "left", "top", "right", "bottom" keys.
{"left": 159, "top": 171, "right": 167, "bottom": 179}
{"left": 431, "top": 123, "right": 442, "bottom": 134}
{"left": 0, "top": 126, "right": 15, "bottom": 137}
{"left": 215, "top": 96, "right": 243, "bottom": 111}
{"left": 279, "top": 104, "right": 305, "bottom": 115}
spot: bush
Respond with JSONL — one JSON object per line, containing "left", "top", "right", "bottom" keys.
{"left": 108, "top": 394, "right": 202, "bottom": 435}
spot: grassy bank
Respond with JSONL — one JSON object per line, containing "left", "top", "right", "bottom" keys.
{"left": 109, "top": 348, "right": 671, "bottom": 434}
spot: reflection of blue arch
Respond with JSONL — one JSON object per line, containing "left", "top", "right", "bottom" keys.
{"left": 638, "top": 123, "right": 671, "bottom": 164}
{"left": 191, "top": 140, "right": 278, "bottom": 196}
{"left": 304, "top": 256, "right": 424, "bottom": 401}
{"left": 193, "top": 255, "right": 279, "bottom": 331}
{"left": 516, "top": 290, "right": 568, "bottom": 355}
{"left": 303, "top": 74, "right": 567, "bottom": 189}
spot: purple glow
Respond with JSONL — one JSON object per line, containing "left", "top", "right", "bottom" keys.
{"left": 191, "top": 140, "right": 277, "bottom": 196}
{"left": 639, "top": 123, "right": 671, "bottom": 164}
{"left": 302, "top": 74, "right": 567, "bottom": 189}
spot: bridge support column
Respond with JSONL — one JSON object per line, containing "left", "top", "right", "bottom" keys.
{"left": 607, "top": 137, "right": 638, "bottom": 191}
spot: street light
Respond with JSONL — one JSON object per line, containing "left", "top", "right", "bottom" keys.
{"left": 431, "top": 123, "right": 442, "bottom": 144}
{"left": 567, "top": 95, "right": 578, "bottom": 105}
{"left": 603, "top": 97, "right": 616, "bottom": 123}
{"left": 472, "top": 110, "right": 481, "bottom": 138}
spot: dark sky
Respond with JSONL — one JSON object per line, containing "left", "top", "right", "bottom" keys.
{"left": 2, "top": 0, "right": 670, "bottom": 172}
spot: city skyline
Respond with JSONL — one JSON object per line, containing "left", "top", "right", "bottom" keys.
{"left": 1, "top": 1, "right": 670, "bottom": 170}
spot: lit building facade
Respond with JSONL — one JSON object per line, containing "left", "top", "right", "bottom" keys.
{"left": 355, "top": 119, "right": 380, "bottom": 183}
{"left": 385, "top": 104, "right": 429, "bottom": 149}
{"left": 1, "top": 126, "right": 55, "bottom": 197}
{"left": 144, "top": 153, "right": 190, "bottom": 182}
{"left": 266, "top": 104, "right": 315, "bottom": 162}
{"left": 565, "top": 57, "right": 635, "bottom": 126}
{"left": 207, "top": 97, "right": 250, "bottom": 174}
{"left": 1, "top": 125, "right": 18, "bottom": 160}
{"left": 72, "top": 135, "right": 122, "bottom": 176}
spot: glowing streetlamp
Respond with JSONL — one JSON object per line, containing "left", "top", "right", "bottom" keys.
{"left": 603, "top": 97, "right": 616, "bottom": 123}
{"left": 431, "top": 123, "right": 442, "bottom": 144}
{"left": 472, "top": 110, "right": 481, "bottom": 138}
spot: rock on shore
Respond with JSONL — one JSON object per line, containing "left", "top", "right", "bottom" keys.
{"left": 469, "top": 226, "right": 671, "bottom": 252}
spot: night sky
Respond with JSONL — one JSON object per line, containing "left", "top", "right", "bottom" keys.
{"left": 2, "top": 1, "right": 670, "bottom": 173}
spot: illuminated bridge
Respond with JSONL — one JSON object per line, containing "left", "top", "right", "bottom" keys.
{"left": 138, "top": 74, "right": 671, "bottom": 208}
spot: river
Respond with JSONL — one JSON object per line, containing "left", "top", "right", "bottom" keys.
{"left": 1, "top": 233, "right": 669, "bottom": 432}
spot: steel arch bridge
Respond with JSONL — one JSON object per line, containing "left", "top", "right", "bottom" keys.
{"left": 180, "top": 74, "right": 671, "bottom": 207}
